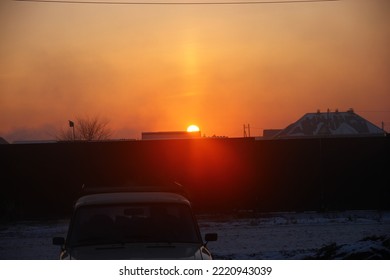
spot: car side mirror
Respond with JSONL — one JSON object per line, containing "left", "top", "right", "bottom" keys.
{"left": 204, "top": 233, "right": 218, "bottom": 245}
{"left": 53, "top": 237, "right": 65, "bottom": 246}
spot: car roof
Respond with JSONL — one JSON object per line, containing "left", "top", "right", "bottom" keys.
{"left": 74, "top": 192, "right": 191, "bottom": 208}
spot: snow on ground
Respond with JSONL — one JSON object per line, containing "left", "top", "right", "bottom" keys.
{"left": 199, "top": 210, "right": 390, "bottom": 259}
{"left": 0, "top": 210, "right": 389, "bottom": 260}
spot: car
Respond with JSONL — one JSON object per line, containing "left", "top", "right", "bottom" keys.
{"left": 53, "top": 186, "right": 217, "bottom": 259}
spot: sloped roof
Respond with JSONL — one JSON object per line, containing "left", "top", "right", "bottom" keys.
{"left": 274, "top": 110, "right": 386, "bottom": 139}
{"left": 0, "top": 137, "right": 9, "bottom": 144}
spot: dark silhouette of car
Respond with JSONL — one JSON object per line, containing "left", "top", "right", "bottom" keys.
{"left": 53, "top": 186, "right": 217, "bottom": 259}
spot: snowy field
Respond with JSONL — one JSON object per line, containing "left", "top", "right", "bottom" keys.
{"left": 0, "top": 210, "right": 389, "bottom": 260}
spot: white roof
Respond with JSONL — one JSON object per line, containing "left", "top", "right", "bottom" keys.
{"left": 274, "top": 110, "right": 385, "bottom": 139}
{"left": 75, "top": 192, "right": 191, "bottom": 208}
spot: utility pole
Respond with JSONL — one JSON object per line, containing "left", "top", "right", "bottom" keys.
{"left": 69, "top": 120, "right": 75, "bottom": 141}
{"left": 243, "top": 124, "right": 251, "bottom": 138}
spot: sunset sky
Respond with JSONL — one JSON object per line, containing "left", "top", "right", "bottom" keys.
{"left": 1, "top": 0, "right": 389, "bottom": 141}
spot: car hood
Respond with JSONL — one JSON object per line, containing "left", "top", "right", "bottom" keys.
{"left": 65, "top": 243, "right": 212, "bottom": 260}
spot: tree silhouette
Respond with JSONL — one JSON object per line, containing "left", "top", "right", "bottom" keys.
{"left": 57, "top": 116, "right": 112, "bottom": 141}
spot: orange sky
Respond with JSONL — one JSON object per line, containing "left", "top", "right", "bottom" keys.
{"left": 1, "top": 0, "right": 389, "bottom": 141}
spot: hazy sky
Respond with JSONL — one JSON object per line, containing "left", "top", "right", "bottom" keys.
{"left": 1, "top": 0, "right": 389, "bottom": 141}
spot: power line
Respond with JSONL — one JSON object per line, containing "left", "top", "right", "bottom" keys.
{"left": 14, "top": 0, "right": 341, "bottom": 6}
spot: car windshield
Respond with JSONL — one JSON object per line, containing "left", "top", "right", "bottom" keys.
{"left": 68, "top": 203, "right": 201, "bottom": 247}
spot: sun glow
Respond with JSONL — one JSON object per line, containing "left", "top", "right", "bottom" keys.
{"left": 187, "top": 125, "right": 200, "bottom": 133}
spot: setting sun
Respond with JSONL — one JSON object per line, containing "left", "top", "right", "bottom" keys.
{"left": 187, "top": 125, "right": 200, "bottom": 133}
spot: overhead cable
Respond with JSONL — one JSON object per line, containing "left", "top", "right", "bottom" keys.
{"left": 14, "top": 0, "right": 342, "bottom": 6}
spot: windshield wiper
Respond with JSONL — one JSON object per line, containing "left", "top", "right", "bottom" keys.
{"left": 72, "top": 238, "right": 126, "bottom": 248}
{"left": 146, "top": 244, "right": 176, "bottom": 248}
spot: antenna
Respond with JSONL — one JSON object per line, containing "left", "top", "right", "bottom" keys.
{"left": 243, "top": 124, "right": 251, "bottom": 138}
